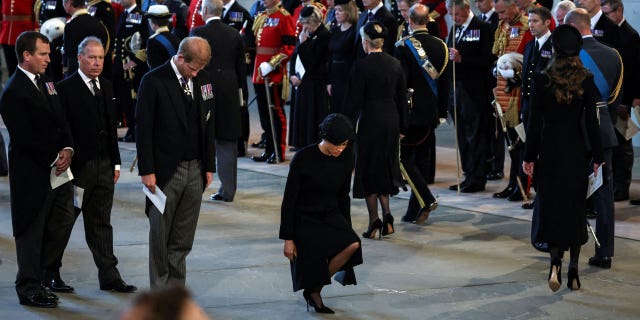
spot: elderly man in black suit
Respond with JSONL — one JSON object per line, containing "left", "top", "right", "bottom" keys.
{"left": 395, "top": 3, "right": 450, "bottom": 223}
{"left": 136, "top": 36, "right": 216, "bottom": 288}
{"left": 57, "top": 36, "right": 137, "bottom": 293}
{"left": 446, "top": 0, "right": 494, "bottom": 192}
{"left": 192, "top": 0, "right": 245, "bottom": 203}
{"left": 355, "top": 0, "right": 398, "bottom": 57}
{"left": 566, "top": 9, "right": 623, "bottom": 269}
{"left": 62, "top": 0, "right": 109, "bottom": 77}
{"left": 601, "top": 0, "right": 639, "bottom": 203}
{"left": 0, "top": 31, "right": 75, "bottom": 308}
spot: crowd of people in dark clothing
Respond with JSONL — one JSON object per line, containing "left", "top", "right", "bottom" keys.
{"left": 0, "top": 0, "right": 638, "bottom": 313}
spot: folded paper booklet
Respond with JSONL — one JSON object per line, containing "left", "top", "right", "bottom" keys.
{"left": 143, "top": 185, "right": 167, "bottom": 214}
{"left": 615, "top": 115, "right": 639, "bottom": 141}
{"left": 50, "top": 167, "right": 73, "bottom": 189}
{"left": 586, "top": 165, "right": 603, "bottom": 199}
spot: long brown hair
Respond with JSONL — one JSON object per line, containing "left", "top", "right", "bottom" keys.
{"left": 543, "top": 55, "right": 590, "bottom": 104}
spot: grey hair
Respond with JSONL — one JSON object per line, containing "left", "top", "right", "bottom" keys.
{"left": 78, "top": 36, "right": 103, "bottom": 55}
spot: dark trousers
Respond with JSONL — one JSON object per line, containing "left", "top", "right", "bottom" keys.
{"left": 422, "top": 131, "right": 436, "bottom": 184}
{"left": 401, "top": 128, "right": 437, "bottom": 220}
{"left": 113, "top": 74, "right": 136, "bottom": 131}
{"left": 590, "top": 148, "right": 615, "bottom": 257}
{"left": 238, "top": 105, "right": 250, "bottom": 154}
{"left": 15, "top": 182, "right": 75, "bottom": 297}
{"left": 506, "top": 127, "right": 527, "bottom": 190}
{"left": 215, "top": 139, "right": 238, "bottom": 200}
{"left": 612, "top": 131, "right": 634, "bottom": 199}
{"left": 75, "top": 157, "right": 121, "bottom": 285}
{"left": 450, "top": 83, "right": 489, "bottom": 186}
{"left": 253, "top": 82, "right": 287, "bottom": 160}
{"left": 488, "top": 116, "right": 506, "bottom": 174}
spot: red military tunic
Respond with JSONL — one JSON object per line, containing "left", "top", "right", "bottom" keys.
{"left": 252, "top": 4, "right": 295, "bottom": 85}
{"left": 0, "top": 0, "right": 36, "bottom": 45}
{"left": 421, "top": 0, "right": 448, "bottom": 39}
{"left": 188, "top": 0, "right": 205, "bottom": 31}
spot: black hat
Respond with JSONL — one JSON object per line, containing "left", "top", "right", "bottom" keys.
{"left": 334, "top": 0, "right": 352, "bottom": 5}
{"left": 319, "top": 113, "right": 354, "bottom": 145}
{"left": 300, "top": 6, "right": 316, "bottom": 19}
{"left": 551, "top": 24, "right": 583, "bottom": 57}
{"left": 362, "top": 21, "right": 387, "bottom": 40}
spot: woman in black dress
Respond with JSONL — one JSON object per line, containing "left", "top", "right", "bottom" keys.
{"left": 347, "top": 21, "right": 408, "bottom": 239}
{"left": 280, "top": 114, "right": 362, "bottom": 313}
{"left": 327, "top": 0, "right": 358, "bottom": 114}
{"left": 289, "top": 6, "right": 331, "bottom": 150}
{"left": 523, "top": 25, "right": 603, "bottom": 292}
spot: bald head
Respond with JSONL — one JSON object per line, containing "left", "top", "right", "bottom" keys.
{"left": 409, "top": 3, "right": 430, "bottom": 28}
{"left": 564, "top": 8, "right": 591, "bottom": 35}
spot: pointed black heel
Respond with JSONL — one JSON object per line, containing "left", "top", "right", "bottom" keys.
{"left": 382, "top": 213, "right": 395, "bottom": 236}
{"left": 303, "top": 289, "right": 334, "bottom": 314}
{"left": 567, "top": 267, "right": 581, "bottom": 290}
{"left": 548, "top": 259, "right": 562, "bottom": 292}
{"left": 362, "top": 219, "right": 382, "bottom": 239}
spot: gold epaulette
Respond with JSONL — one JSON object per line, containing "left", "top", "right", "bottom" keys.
{"left": 268, "top": 53, "right": 288, "bottom": 67}
{"left": 518, "top": 15, "right": 530, "bottom": 30}
{"left": 279, "top": 8, "right": 290, "bottom": 16}
{"left": 313, "top": 1, "right": 326, "bottom": 11}
{"left": 429, "top": 11, "right": 440, "bottom": 20}
{"left": 135, "top": 49, "right": 147, "bottom": 63}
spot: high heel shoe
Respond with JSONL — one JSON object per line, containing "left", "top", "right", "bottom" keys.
{"left": 382, "top": 213, "right": 395, "bottom": 236}
{"left": 548, "top": 260, "right": 562, "bottom": 292}
{"left": 303, "top": 289, "right": 335, "bottom": 314}
{"left": 362, "top": 219, "right": 382, "bottom": 239}
{"left": 567, "top": 267, "right": 581, "bottom": 290}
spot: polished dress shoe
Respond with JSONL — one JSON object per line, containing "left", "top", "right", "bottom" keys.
{"left": 266, "top": 154, "right": 282, "bottom": 164}
{"left": 493, "top": 185, "right": 515, "bottom": 198}
{"left": 100, "top": 279, "right": 137, "bottom": 293}
{"left": 486, "top": 171, "right": 504, "bottom": 180}
{"left": 210, "top": 193, "right": 231, "bottom": 202}
{"left": 630, "top": 199, "right": 640, "bottom": 205}
{"left": 522, "top": 201, "right": 534, "bottom": 209}
{"left": 588, "top": 256, "right": 611, "bottom": 269}
{"left": 46, "top": 276, "right": 74, "bottom": 293}
{"left": 19, "top": 292, "right": 57, "bottom": 308}
{"left": 460, "top": 184, "right": 485, "bottom": 193}
{"left": 251, "top": 153, "right": 273, "bottom": 162}
{"left": 251, "top": 139, "right": 266, "bottom": 148}
{"left": 507, "top": 187, "right": 524, "bottom": 201}
{"left": 449, "top": 180, "right": 469, "bottom": 191}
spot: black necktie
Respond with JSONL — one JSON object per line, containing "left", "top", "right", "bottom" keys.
{"left": 91, "top": 79, "right": 102, "bottom": 97}
{"left": 481, "top": 13, "right": 486, "bottom": 21}
{"left": 534, "top": 40, "right": 540, "bottom": 54}
{"left": 367, "top": 10, "right": 373, "bottom": 22}
{"left": 35, "top": 74, "right": 45, "bottom": 93}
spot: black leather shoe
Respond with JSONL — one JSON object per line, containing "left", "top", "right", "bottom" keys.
{"left": 449, "top": 180, "right": 469, "bottom": 191}
{"left": 251, "top": 153, "right": 272, "bottom": 162}
{"left": 630, "top": 199, "right": 640, "bottom": 205}
{"left": 460, "top": 184, "right": 485, "bottom": 193}
{"left": 588, "top": 256, "right": 612, "bottom": 269}
{"left": 486, "top": 171, "right": 504, "bottom": 180}
{"left": 507, "top": 187, "right": 524, "bottom": 201}
{"left": 493, "top": 185, "right": 515, "bottom": 198}
{"left": 251, "top": 140, "right": 266, "bottom": 148}
{"left": 100, "top": 279, "right": 137, "bottom": 293}
{"left": 614, "top": 192, "right": 629, "bottom": 202}
{"left": 19, "top": 293, "right": 57, "bottom": 308}
{"left": 522, "top": 201, "right": 534, "bottom": 209}
{"left": 46, "top": 277, "right": 74, "bottom": 293}
{"left": 210, "top": 193, "right": 231, "bottom": 202}
{"left": 266, "top": 154, "right": 282, "bottom": 164}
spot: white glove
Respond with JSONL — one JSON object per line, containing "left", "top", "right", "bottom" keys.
{"left": 259, "top": 62, "right": 274, "bottom": 77}
{"left": 498, "top": 68, "right": 515, "bottom": 79}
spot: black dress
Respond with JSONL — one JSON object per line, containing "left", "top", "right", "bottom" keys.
{"left": 279, "top": 144, "right": 363, "bottom": 291}
{"left": 347, "top": 52, "right": 408, "bottom": 198}
{"left": 289, "top": 25, "right": 331, "bottom": 149}
{"left": 524, "top": 73, "right": 604, "bottom": 252}
{"left": 327, "top": 24, "right": 356, "bottom": 115}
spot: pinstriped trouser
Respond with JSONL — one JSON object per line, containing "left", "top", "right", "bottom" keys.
{"left": 148, "top": 160, "right": 203, "bottom": 288}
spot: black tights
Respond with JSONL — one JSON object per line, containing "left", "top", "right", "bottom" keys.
{"left": 549, "top": 245, "right": 581, "bottom": 269}
{"left": 365, "top": 194, "right": 390, "bottom": 224}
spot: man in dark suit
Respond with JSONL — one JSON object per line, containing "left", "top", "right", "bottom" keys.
{"left": 57, "top": 36, "right": 137, "bottom": 293}
{"left": 576, "top": 0, "right": 621, "bottom": 49}
{"left": 192, "top": 0, "right": 245, "bottom": 202}
{"left": 446, "top": 0, "right": 493, "bottom": 192}
{"left": 566, "top": 9, "right": 623, "bottom": 269}
{"left": 113, "top": 0, "right": 150, "bottom": 142}
{"left": 136, "top": 36, "right": 216, "bottom": 288}
{"left": 0, "top": 31, "right": 75, "bottom": 308}
{"left": 395, "top": 3, "right": 450, "bottom": 223}
{"left": 222, "top": 0, "right": 255, "bottom": 156}
{"left": 62, "top": 0, "right": 109, "bottom": 77}
{"left": 601, "top": 0, "right": 639, "bottom": 203}
{"left": 355, "top": 0, "right": 398, "bottom": 58}
{"left": 475, "top": 0, "right": 498, "bottom": 33}
{"left": 88, "top": 0, "right": 117, "bottom": 81}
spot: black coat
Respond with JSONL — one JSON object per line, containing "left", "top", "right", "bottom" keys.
{"left": 394, "top": 29, "right": 450, "bottom": 129}
{"left": 63, "top": 13, "right": 109, "bottom": 76}
{"left": 191, "top": 19, "right": 245, "bottom": 140}
{"left": 113, "top": 6, "right": 149, "bottom": 77}
{"left": 0, "top": 70, "right": 73, "bottom": 236}
{"left": 355, "top": 6, "right": 398, "bottom": 58}
{"left": 592, "top": 14, "right": 623, "bottom": 50}
{"left": 135, "top": 61, "right": 216, "bottom": 188}
{"left": 618, "top": 20, "right": 640, "bottom": 105}
{"left": 57, "top": 72, "right": 121, "bottom": 174}
{"left": 446, "top": 16, "right": 494, "bottom": 107}
{"left": 146, "top": 30, "right": 180, "bottom": 69}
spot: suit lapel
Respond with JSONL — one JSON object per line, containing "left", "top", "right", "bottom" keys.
{"left": 160, "top": 62, "right": 188, "bottom": 128}
{"left": 73, "top": 73, "right": 100, "bottom": 120}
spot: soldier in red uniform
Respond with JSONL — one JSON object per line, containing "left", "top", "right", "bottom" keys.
{"left": 188, "top": 0, "right": 205, "bottom": 31}
{"left": 421, "top": 0, "right": 448, "bottom": 38}
{"left": 0, "top": 0, "right": 36, "bottom": 74}
{"left": 251, "top": 0, "right": 295, "bottom": 163}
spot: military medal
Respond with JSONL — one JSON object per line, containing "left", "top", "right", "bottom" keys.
{"left": 229, "top": 11, "right": 243, "bottom": 22}
{"left": 127, "top": 13, "right": 142, "bottom": 24}
{"left": 510, "top": 27, "right": 519, "bottom": 39}
{"left": 45, "top": 82, "right": 57, "bottom": 95}
{"left": 201, "top": 83, "right": 213, "bottom": 101}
